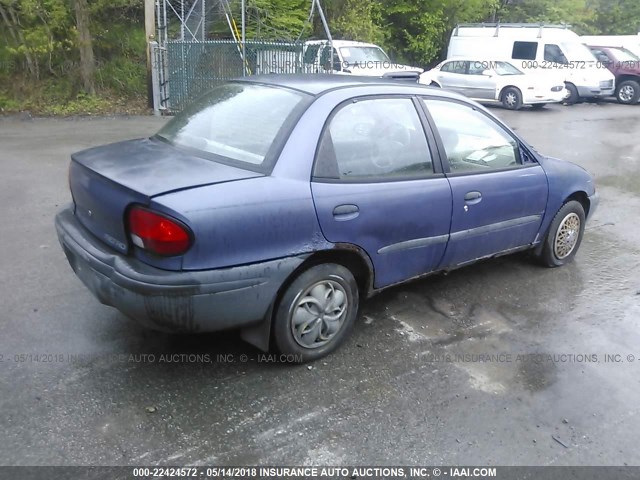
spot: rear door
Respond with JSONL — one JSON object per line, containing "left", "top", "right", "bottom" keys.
{"left": 420, "top": 98, "right": 548, "bottom": 267}
{"left": 435, "top": 60, "right": 468, "bottom": 94}
{"left": 311, "top": 96, "right": 452, "bottom": 288}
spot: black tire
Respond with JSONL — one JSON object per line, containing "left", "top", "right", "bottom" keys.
{"left": 501, "top": 87, "right": 523, "bottom": 110}
{"left": 429, "top": 81, "right": 441, "bottom": 88}
{"left": 616, "top": 80, "right": 640, "bottom": 105}
{"left": 538, "top": 200, "right": 586, "bottom": 268}
{"left": 272, "top": 263, "right": 359, "bottom": 362}
{"left": 564, "top": 83, "right": 579, "bottom": 105}
{"left": 530, "top": 103, "right": 547, "bottom": 110}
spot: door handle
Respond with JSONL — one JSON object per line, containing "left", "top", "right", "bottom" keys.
{"left": 333, "top": 204, "right": 360, "bottom": 221}
{"left": 464, "top": 191, "right": 483, "bottom": 205}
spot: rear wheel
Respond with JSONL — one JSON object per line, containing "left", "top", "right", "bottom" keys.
{"left": 616, "top": 80, "right": 640, "bottom": 104}
{"left": 501, "top": 87, "right": 522, "bottom": 110}
{"left": 564, "top": 83, "right": 579, "bottom": 105}
{"left": 537, "top": 201, "right": 586, "bottom": 267}
{"left": 272, "top": 263, "right": 359, "bottom": 362}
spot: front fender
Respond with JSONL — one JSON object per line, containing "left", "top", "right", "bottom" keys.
{"left": 536, "top": 155, "right": 597, "bottom": 241}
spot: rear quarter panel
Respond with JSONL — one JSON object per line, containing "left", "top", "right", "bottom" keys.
{"left": 152, "top": 176, "right": 330, "bottom": 270}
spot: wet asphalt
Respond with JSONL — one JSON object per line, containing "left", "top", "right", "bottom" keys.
{"left": 1, "top": 101, "right": 639, "bottom": 467}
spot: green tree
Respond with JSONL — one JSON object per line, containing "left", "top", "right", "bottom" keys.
{"left": 381, "top": 0, "right": 499, "bottom": 66}
{"left": 496, "top": 0, "right": 596, "bottom": 33}
{"left": 588, "top": 0, "right": 640, "bottom": 35}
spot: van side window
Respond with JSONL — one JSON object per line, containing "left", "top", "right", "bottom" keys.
{"left": 544, "top": 44, "right": 568, "bottom": 64}
{"left": 512, "top": 41, "right": 538, "bottom": 60}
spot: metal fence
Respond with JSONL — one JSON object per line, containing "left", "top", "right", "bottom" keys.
{"left": 161, "top": 40, "right": 305, "bottom": 112}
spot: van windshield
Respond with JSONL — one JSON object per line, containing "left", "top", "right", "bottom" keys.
{"left": 340, "top": 47, "right": 390, "bottom": 64}
{"left": 561, "top": 42, "right": 598, "bottom": 62}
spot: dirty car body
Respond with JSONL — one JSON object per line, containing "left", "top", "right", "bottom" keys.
{"left": 55, "top": 75, "right": 598, "bottom": 361}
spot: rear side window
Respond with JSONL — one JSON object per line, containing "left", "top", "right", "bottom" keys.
{"left": 157, "top": 83, "right": 308, "bottom": 169}
{"left": 512, "top": 41, "right": 538, "bottom": 60}
{"left": 441, "top": 60, "right": 466, "bottom": 74}
{"left": 314, "top": 98, "right": 434, "bottom": 180}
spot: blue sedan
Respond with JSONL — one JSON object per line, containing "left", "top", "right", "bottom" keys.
{"left": 55, "top": 75, "right": 598, "bottom": 362}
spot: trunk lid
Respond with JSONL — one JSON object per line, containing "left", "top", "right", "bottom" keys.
{"left": 69, "top": 138, "right": 262, "bottom": 254}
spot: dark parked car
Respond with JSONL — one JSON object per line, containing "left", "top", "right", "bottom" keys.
{"left": 56, "top": 75, "right": 598, "bottom": 361}
{"left": 588, "top": 45, "right": 640, "bottom": 104}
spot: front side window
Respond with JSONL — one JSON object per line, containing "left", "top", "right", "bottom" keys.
{"left": 156, "top": 83, "right": 307, "bottom": 168}
{"left": 494, "top": 61, "right": 523, "bottom": 76}
{"left": 467, "top": 62, "right": 486, "bottom": 75}
{"left": 544, "top": 44, "right": 568, "bottom": 64}
{"left": 314, "top": 98, "right": 434, "bottom": 180}
{"left": 423, "top": 99, "right": 522, "bottom": 174}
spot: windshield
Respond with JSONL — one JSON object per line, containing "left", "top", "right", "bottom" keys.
{"left": 561, "top": 42, "right": 598, "bottom": 62}
{"left": 340, "top": 46, "right": 390, "bottom": 65}
{"left": 609, "top": 47, "right": 640, "bottom": 62}
{"left": 494, "top": 61, "right": 522, "bottom": 75}
{"left": 157, "top": 84, "right": 306, "bottom": 167}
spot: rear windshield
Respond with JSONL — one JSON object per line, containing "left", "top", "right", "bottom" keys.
{"left": 157, "top": 83, "right": 308, "bottom": 169}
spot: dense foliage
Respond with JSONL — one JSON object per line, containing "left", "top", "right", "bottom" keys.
{"left": 1, "top": 0, "right": 639, "bottom": 113}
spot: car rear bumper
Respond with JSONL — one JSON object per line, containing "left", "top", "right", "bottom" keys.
{"left": 55, "top": 207, "right": 307, "bottom": 333}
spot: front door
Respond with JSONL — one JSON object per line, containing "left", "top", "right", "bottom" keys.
{"left": 311, "top": 96, "right": 452, "bottom": 288}
{"left": 421, "top": 98, "right": 548, "bottom": 267}
{"left": 465, "top": 61, "right": 497, "bottom": 100}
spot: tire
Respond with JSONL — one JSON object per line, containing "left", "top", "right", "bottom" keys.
{"left": 616, "top": 80, "right": 640, "bottom": 105}
{"left": 564, "top": 83, "right": 579, "bottom": 105}
{"left": 538, "top": 200, "right": 586, "bottom": 268}
{"left": 501, "top": 87, "right": 523, "bottom": 110}
{"left": 429, "top": 81, "right": 441, "bottom": 88}
{"left": 272, "top": 263, "right": 360, "bottom": 362}
{"left": 530, "top": 103, "right": 547, "bottom": 110}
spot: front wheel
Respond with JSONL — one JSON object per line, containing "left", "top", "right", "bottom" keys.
{"left": 501, "top": 87, "right": 523, "bottom": 110}
{"left": 537, "top": 200, "right": 586, "bottom": 267}
{"left": 616, "top": 80, "right": 640, "bottom": 104}
{"left": 272, "top": 263, "right": 359, "bottom": 362}
{"left": 564, "top": 83, "right": 579, "bottom": 105}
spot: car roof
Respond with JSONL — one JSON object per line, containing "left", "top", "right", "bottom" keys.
{"left": 304, "top": 40, "right": 380, "bottom": 49}
{"left": 236, "top": 74, "right": 445, "bottom": 97}
{"left": 442, "top": 58, "right": 514, "bottom": 64}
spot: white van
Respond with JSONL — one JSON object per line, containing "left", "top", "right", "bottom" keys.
{"left": 580, "top": 34, "right": 640, "bottom": 57}
{"left": 448, "top": 23, "right": 615, "bottom": 103}
{"left": 303, "top": 40, "right": 423, "bottom": 77}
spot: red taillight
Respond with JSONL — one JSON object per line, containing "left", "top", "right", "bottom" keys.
{"left": 127, "top": 207, "right": 192, "bottom": 256}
